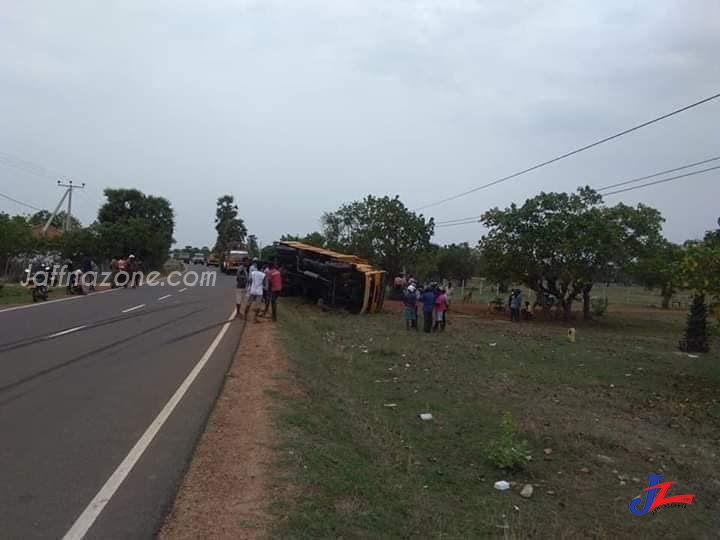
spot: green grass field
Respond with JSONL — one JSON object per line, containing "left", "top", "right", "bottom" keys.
{"left": 458, "top": 279, "right": 694, "bottom": 310}
{"left": 272, "top": 301, "right": 719, "bottom": 539}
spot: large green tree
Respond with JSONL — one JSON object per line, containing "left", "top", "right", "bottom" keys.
{"left": 626, "top": 239, "right": 684, "bottom": 309}
{"left": 214, "top": 195, "right": 247, "bottom": 254}
{"left": 28, "top": 210, "right": 82, "bottom": 231}
{"left": 96, "top": 188, "right": 175, "bottom": 269}
{"left": 321, "top": 195, "right": 434, "bottom": 276}
{"left": 479, "top": 187, "right": 664, "bottom": 320}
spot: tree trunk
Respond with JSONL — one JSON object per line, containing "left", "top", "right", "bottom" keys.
{"left": 562, "top": 300, "right": 573, "bottom": 320}
{"left": 582, "top": 288, "right": 592, "bottom": 320}
{"left": 661, "top": 284, "right": 672, "bottom": 309}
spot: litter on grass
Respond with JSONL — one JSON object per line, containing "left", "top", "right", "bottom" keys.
{"left": 494, "top": 480, "right": 510, "bottom": 491}
{"left": 419, "top": 413, "right": 433, "bottom": 421}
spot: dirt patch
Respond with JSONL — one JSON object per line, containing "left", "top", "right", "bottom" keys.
{"left": 159, "top": 319, "right": 290, "bottom": 540}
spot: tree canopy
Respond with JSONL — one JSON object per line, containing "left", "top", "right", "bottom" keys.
{"left": 214, "top": 195, "right": 247, "bottom": 254}
{"left": 436, "top": 243, "right": 481, "bottom": 283}
{"left": 29, "top": 210, "right": 81, "bottom": 231}
{"left": 279, "top": 232, "right": 326, "bottom": 248}
{"left": 96, "top": 188, "right": 175, "bottom": 268}
{"left": 321, "top": 195, "right": 434, "bottom": 276}
{"left": 479, "top": 187, "right": 664, "bottom": 319}
{"left": 626, "top": 239, "right": 684, "bottom": 308}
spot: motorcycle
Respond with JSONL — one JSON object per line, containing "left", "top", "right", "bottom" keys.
{"left": 26, "top": 265, "right": 51, "bottom": 302}
{"left": 67, "top": 269, "right": 86, "bottom": 295}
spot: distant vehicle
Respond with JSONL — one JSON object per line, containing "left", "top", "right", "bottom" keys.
{"left": 222, "top": 250, "right": 249, "bottom": 274}
{"left": 179, "top": 251, "right": 191, "bottom": 264}
{"left": 192, "top": 253, "right": 206, "bottom": 265}
{"left": 207, "top": 253, "right": 220, "bottom": 267}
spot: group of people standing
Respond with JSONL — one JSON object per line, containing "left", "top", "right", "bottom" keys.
{"left": 401, "top": 279, "right": 452, "bottom": 333}
{"left": 109, "top": 254, "right": 143, "bottom": 288}
{"left": 235, "top": 257, "right": 282, "bottom": 322}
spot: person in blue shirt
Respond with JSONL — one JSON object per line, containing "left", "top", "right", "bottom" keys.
{"left": 422, "top": 286, "right": 436, "bottom": 333}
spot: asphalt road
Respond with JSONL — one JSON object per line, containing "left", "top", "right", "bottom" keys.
{"left": 0, "top": 268, "right": 244, "bottom": 539}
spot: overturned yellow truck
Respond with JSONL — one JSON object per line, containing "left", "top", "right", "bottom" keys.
{"left": 275, "top": 241, "right": 385, "bottom": 313}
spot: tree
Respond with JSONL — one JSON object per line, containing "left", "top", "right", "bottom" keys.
{"left": 678, "top": 233, "right": 720, "bottom": 352}
{"left": 479, "top": 187, "right": 664, "bottom": 320}
{"left": 96, "top": 189, "right": 175, "bottom": 269}
{"left": 280, "top": 232, "right": 326, "bottom": 248}
{"left": 28, "top": 210, "right": 81, "bottom": 231}
{"left": 436, "top": 243, "right": 480, "bottom": 283}
{"left": 321, "top": 195, "right": 434, "bottom": 277}
{"left": 214, "top": 195, "right": 247, "bottom": 254}
{"left": 626, "top": 240, "right": 684, "bottom": 309}
{"left": 247, "top": 234, "right": 259, "bottom": 257}
{"left": 0, "top": 213, "right": 34, "bottom": 274}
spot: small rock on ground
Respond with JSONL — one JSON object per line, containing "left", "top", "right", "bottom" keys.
{"left": 520, "top": 484, "right": 534, "bottom": 498}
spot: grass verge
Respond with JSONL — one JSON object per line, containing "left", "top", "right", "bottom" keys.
{"left": 271, "top": 301, "right": 720, "bottom": 538}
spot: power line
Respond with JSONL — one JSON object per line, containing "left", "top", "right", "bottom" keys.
{"left": 413, "top": 91, "right": 720, "bottom": 211}
{"left": 0, "top": 191, "right": 44, "bottom": 211}
{"left": 433, "top": 155, "right": 720, "bottom": 225}
{"left": 601, "top": 165, "right": 720, "bottom": 196}
{"left": 596, "top": 156, "right": 720, "bottom": 191}
{"left": 435, "top": 219, "right": 480, "bottom": 228}
{"left": 0, "top": 152, "right": 59, "bottom": 179}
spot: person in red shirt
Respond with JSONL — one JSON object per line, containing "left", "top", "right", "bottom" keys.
{"left": 263, "top": 262, "right": 283, "bottom": 321}
{"left": 433, "top": 288, "right": 448, "bottom": 331}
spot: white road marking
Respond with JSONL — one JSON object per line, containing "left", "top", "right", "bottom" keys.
{"left": 178, "top": 287, "right": 188, "bottom": 292}
{"left": 157, "top": 294, "right": 172, "bottom": 301}
{"left": 47, "top": 325, "right": 86, "bottom": 338}
{"left": 0, "top": 287, "right": 122, "bottom": 314}
{"left": 62, "top": 308, "right": 237, "bottom": 540}
{"left": 121, "top": 304, "right": 145, "bottom": 313}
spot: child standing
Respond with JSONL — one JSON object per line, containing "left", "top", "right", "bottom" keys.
{"left": 434, "top": 288, "right": 448, "bottom": 331}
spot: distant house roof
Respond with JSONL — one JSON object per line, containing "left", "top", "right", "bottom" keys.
{"left": 31, "top": 224, "right": 62, "bottom": 239}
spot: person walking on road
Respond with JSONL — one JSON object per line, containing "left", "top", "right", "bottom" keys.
{"left": 245, "top": 264, "right": 266, "bottom": 323}
{"left": 263, "top": 262, "right": 282, "bottom": 321}
{"left": 235, "top": 257, "right": 250, "bottom": 319}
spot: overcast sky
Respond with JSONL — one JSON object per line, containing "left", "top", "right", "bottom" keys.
{"left": 1, "top": 0, "right": 718, "bottom": 249}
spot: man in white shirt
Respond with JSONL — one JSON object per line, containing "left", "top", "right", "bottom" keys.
{"left": 245, "top": 266, "right": 266, "bottom": 323}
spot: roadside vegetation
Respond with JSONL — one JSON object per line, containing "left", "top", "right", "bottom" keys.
{"left": 272, "top": 300, "right": 720, "bottom": 538}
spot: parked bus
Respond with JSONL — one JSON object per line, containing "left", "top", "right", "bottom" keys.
{"left": 274, "top": 241, "right": 385, "bottom": 314}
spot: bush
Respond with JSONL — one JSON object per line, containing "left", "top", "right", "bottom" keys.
{"left": 486, "top": 412, "right": 531, "bottom": 470}
{"left": 591, "top": 296, "right": 609, "bottom": 317}
{"left": 680, "top": 294, "right": 710, "bottom": 353}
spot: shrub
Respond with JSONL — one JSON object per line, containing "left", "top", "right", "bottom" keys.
{"left": 591, "top": 296, "right": 609, "bottom": 317}
{"left": 486, "top": 412, "right": 531, "bottom": 470}
{"left": 679, "top": 294, "right": 709, "bottom": 353}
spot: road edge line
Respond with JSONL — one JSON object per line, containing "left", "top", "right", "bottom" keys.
{"left": 0, "top": 287, "right": 122, "bottom": 314}
{"left": 61, "top": 308, "right": 237, "bottom": 540}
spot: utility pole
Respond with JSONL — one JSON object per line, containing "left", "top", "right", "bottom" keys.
{"left": 56, "top": 180, "right": 85, "bottom": 232}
